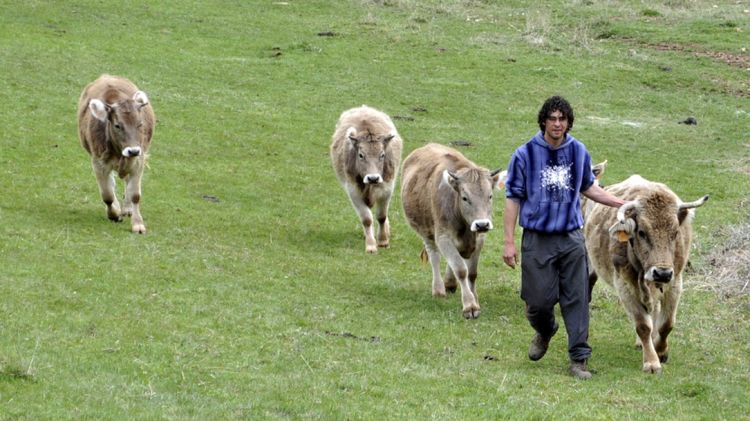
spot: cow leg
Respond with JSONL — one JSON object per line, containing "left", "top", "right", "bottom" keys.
{"left": 466, "top": 236, "right": 485, "bottom": 302}
{"left": 424, "top": 240, "right": 445, "bottom": 297}
{"left": 93, "top": 163, "right": 121, "bottom": 222}
{"left": 124, "top": 168, "right": 146, "bottom": 234}
{"left": 588, "top": 270, "right": 598, "bottom": 301}
{"left": 443, "top": 266, "right": 457, "bottom": 294}
{"left": 437, "top": 235, "right": 478, "bottom": 319}
{"left": 654, "top": 286, "right": 681, "bottom": 363}
{"left": 345, "top": 184, "right": 377, "bottom": 253}
{"left": 632, "top": 312, "right": 661, "bottom": 374}
{"left": 374, "top": 191, "right": 391, "bottom": 248}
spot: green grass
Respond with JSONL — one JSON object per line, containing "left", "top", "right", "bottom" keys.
{"left": 1, "top": 0, "right": 749, "bottom": 419}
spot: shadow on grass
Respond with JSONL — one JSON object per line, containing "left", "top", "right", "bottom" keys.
{"left": 0, "top": 365, "right": 36, "bottom": 383}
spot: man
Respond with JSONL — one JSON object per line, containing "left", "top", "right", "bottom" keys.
{"left": 502, "top": 96, "right": 626, "bottom": 379}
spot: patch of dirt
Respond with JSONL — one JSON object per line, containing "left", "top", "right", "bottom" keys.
{"left": 621, "top": 38, "right": 749, "bottom": 97}
{"left": 623, "top": 39, "right": 749, "bottom": 69}
{"left": 647, "top": 42, "right": 750, "bottom": 70}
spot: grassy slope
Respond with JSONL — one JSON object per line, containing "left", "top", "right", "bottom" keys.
{"left": 0, "top": 0, "right": 748, "bottom": 419}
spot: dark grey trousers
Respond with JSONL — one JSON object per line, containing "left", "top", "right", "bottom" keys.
{"left": 521, "top": 229, "right": 592, "bottom": 362}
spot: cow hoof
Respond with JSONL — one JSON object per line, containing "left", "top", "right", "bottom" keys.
{"left": 377, "top": 241, "right": 390, "bottom": 248}
{"left": 445, "top": 285, "right": 457, "bottom": 294}
{"left": 365, "top": 246, "right": 377, "bottom": 254}
{"left": 463, "top": 308, "right": 480, "bottom": 319}
{"left": 432, "top": 290, "right": 447, "bottom": 298}
{"left": 108, "top": 214, "right": 123, "bottom": 223}
{"left": 132, "top": 224, "right": 146, "bottom": 234}
{"left": 659, "top": 354, "right": 669, "bottom": 363}
{"left": 642, "top": 362, "right": 662, "bottom": 374}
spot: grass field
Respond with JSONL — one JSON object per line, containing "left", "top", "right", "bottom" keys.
{"left": 1, "top": 0, "right": 749, "bottom": 419}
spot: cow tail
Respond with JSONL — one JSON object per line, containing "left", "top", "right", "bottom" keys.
{"left": 420, "top": 247, "right": 429, "bottom": 265}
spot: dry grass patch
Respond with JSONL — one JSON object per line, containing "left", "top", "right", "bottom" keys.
{"left": 696, "top": 218, "right": 750, "bottom": 299}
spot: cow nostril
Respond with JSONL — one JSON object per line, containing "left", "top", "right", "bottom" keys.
{"left": 653, "top": 268, "right": 674, "bottom": 283}
{"left": 472, "top": 221, "right": 492, "bottom": 232}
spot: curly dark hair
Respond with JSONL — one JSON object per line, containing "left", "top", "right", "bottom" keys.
{"left": 537, "top": 95, "right": 574, "bottom": 133}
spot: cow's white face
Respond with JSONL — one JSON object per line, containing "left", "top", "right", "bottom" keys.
{"left": 89, "top": 91, "right": 149, "bottom": 157}
{"left": 443, "top": 168, "right": 503, "bottom": 233}
{"left": 347, "top": 127, "right": 395, "bottom": 185}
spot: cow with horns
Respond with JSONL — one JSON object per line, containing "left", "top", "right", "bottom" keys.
{"left": 584, "top": 175, "right": 708, "bottom": 373}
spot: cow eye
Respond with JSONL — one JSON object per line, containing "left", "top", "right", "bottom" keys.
{"left": 379, "top": 152, "right": 385, "bottom": 161}
{"left": 462, "top": 196, "right": 468, "bottom": 202}
{"left": 114, "top": 123, "right": 122, "bottom": 130}
{"left": 638, "top": 230, "right": 647, "bottom": 239}
{"left": 358, "top": 152, "right": 364, "bottom": 160}
{"left": 489, "top": 194, "right": 493, "bottom": 200}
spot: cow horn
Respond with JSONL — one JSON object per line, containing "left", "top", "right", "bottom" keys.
{"left": 678, "top": 195, "right": 709, "bottom": 211}
{"left": 617, "top": 200, "right": 640, "bottom": 222}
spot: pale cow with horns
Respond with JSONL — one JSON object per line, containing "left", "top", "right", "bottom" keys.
{"left": 584, "top": 175, "right": 708, "bottom": 373}
{"left": 77, "top": 74, "right": 155, "bottom": 234}
{"left": 330, "top": 105, "right": 403, "bottom": 253}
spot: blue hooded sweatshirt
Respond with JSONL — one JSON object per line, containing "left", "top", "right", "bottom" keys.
{"left": 505, "top": 131, "right": 595, "bottom": 233}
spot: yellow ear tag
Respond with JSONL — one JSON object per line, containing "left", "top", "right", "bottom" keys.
{"left": 616, "top": 231, "right": 629, "bottom": 243}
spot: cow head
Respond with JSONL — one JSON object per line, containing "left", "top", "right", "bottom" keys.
{"left": 609, "top": 194, "right": 709, "bottom": 283}
{"left": 592, "top": 159, "right": 607, "bottom": 185}
{"left": 89, "top": 91, "right": 150, "bottom": 158}
{"left": 443, "top": 167, "right": 504, "bottom": 233}
{"left": 346, "top": 127, "right": 396, "bottom": 185}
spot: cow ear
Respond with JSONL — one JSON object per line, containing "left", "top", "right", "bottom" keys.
{"left": 442, "top": 170, "right": 460, "bottom": 191}
{"left": 89, "top": 99, "right": 109, "bottom": 122}
{"left": 346, "top": 127, "right": 359, "bottom": 145}
{"left": 609, "top": 219, "right": 635, "bottom": 243}
{"left": 382, "top": 134, "right": 395, "bottom": 144}
{"left": 491, "top": 169, "right": 507, "bottom": 190}
{"left": 592, "top": 160, "right": 608, "bottom": 180}
{"left": 133, "top": 91, "right": 149, "bottom": 108}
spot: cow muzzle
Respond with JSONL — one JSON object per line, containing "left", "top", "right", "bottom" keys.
{"left": 471, "top": 219, "right": 493, "bottom": 233}
{"left": 122, "top": 147, "right": 142, "bottom": 157}
{"left": 646, "top": 267, "right": 674, "bottom": 283}
{"left": 364, "top": 174, "right": 383, "bottom": 184}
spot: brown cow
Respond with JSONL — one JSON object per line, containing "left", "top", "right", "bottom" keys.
{"left": 330, "top": 105, "right": 403, "bottom": 253}
{"left": 584, "top": 175, "right": 708, "bottom": 373}
{"left": 401, "top": 143, "right": 504, "bottom": 319}
{"left": 77, "top": 74, "right": 155, "bottom": 233}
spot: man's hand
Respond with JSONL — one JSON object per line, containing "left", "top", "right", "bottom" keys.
{"left": 503, "top": 243, "right": 518, "bottom": 269}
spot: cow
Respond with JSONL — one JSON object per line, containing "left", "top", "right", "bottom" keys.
{"left": 581, "top": 159, "right": 608, "bottom": 220}
{"left": 330, "top": 105, "right": 403, "bottom": 253}
{"left": 584, "top": 175, "right": 708, "bottom": 373}
{"left": 401, "top": 143, "right": 505, "bottom": 319}
{"left": 77, "top": 74, "right": 155, "bottom": 234}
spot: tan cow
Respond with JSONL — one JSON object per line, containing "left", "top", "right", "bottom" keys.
{"left": 581, "top": 159, "right": 608, "bottom": 220}
{"left": 330, "top": 105, "right": 403, "bottom": 253}
{"left": 78, "top": 74, "right": 155, "bottom": 233}
{"left": 584, "top": 175, "right": 708, "bottom": 373}
{"left": 401, "top": 143, "right": 504, "bottom": 319}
